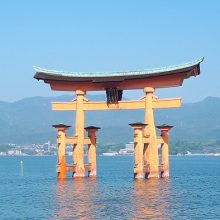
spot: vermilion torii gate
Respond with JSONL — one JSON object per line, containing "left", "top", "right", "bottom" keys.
{"left": 34, "top": 58, "right": 203, "bottom": 179}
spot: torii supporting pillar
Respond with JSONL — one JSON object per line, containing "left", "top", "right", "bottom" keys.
{"left": 143, "top": 87, "right": 159, "bottom": 178}
{"left": 53, "top": 124, "right": 71, "bottom": 179}
{"left": 85, "top": 126, "right": 100, "bottom": 177}
{"left": 130, "top": 123, "right": 146, "bottom": 179}
{"left": 73, "top": 90, "right": 85, "bottom": 177}
{"left": 157, "top": 125, "right": 173, "bottom": 178}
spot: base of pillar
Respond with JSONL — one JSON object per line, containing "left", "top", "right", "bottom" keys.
{"left": 145, "top": 172, "right": 159, "bottom": 179}
{"left": 72, "top": 172, "right": 85, "bottom": 178}
{"left": 134, "top": 172, "right": 144, "bottom": 179}
{"left": 161, "top": 171, "right": 169, "bottom": 178}
{"left": 57, "top": 174, "right": 66, "bottom": 179}
{"left": 88, "top": 170, "right": 96, "bottom": 177}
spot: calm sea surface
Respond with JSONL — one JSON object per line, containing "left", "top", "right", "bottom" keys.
{"left": 0, "top": 156, "right": 219, "bottom": 219}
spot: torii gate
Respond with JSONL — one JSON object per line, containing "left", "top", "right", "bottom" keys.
{"left": 34, "top": 58, "right": 203, "bottom": 179}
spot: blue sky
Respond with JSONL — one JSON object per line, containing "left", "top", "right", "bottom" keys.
{"left": 0, "top": 0, "right": 219, "bottom": 103}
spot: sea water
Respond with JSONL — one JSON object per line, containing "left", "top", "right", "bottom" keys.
{"left": 0, "top": 156, "right": 219, "bottom": 219}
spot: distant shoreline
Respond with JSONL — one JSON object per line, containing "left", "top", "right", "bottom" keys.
{"left": 0, "top": 154, "right": 219, "bottom": 157}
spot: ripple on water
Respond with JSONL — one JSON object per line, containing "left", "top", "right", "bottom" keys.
{"left": 0, "top": 156, "right": 219, "bottom": 219}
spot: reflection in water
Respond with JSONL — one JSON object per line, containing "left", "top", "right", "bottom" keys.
{"left": 130, "top": 179, "right": 172, "bottom": 220}
{"left": 0, "top": 156, "right": 219, "bottom": 219}
{"left": 54, "top": 178, "right": 102, "bottom": 220}
{"left": 54, "top": 178, "right": 173, "bottom": 220}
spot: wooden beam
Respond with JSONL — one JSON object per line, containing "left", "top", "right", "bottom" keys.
{"left": 65, "top": 136, "right": 91, "bottom": 145}
{"left": 143, "top": 137, "right": 150, "bottom": 144}
{"left": 84, "top": 137, "right": 91, "bottom": 145}
{"left": 65, "top": 137, "right": 77, "bottom": 144}
{"left": 52, "top": 98, "right": 181, "bottom": 111}
{"left": 56, "top": 164, "right": 91, "bottom": 172}
{"left": 84, "top": 100, "right": 145, "bottom": 110}
{"left": 46, "top": 72, "right": 188, "bottom": 91}
{"left": 157, "top": 137, "right": 164, "bottom": 144}
{"left": 153, "top": 98, "right": 181, "bottom": 108}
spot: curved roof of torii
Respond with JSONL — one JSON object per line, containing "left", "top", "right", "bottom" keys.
{"left": 34, "top": 58, "right": 203, "bottom": 91}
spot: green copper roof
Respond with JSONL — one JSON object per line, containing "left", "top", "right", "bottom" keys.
{"left": 34, "top": 57, "right": 203, "bottom": 81}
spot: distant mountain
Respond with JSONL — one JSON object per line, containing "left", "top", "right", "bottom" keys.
{"left": 0, "top": 95, "right": 220, "bottom": 147}
{"left": 155, "top": 96, "right": 220, "bottom": 142}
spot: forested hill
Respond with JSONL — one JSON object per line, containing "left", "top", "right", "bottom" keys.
{"left": 0, "top": 95, "right": 220, "bottom": 149}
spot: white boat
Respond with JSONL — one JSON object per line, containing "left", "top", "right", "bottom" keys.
{"left": 102, "top": 152, "right": 118, "bottom": 156}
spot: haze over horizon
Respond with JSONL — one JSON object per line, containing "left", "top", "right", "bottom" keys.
{"left": 1, "top": 1, "right": 220, "bottom": 102}
{"left": 0, "top": 93, "right": 219, "bottom": 105}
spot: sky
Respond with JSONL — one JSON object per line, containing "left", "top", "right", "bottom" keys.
{"left": 0, "top": 0, "right": 220, "bottom": 103}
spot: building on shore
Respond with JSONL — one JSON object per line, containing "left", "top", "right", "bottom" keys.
{"left": 118, "top": 142, "right": 134, "bottom": 155}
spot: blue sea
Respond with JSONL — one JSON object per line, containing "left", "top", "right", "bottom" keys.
{"left": 0, "top": 156, "right": 219, "bottom": 219}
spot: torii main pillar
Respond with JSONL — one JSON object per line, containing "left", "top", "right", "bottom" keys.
{"left": 72, "top": 90, "right": 85, "bottom": 177}
{"left": 144, "top": 87, "right": 159, "bottom": 178}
